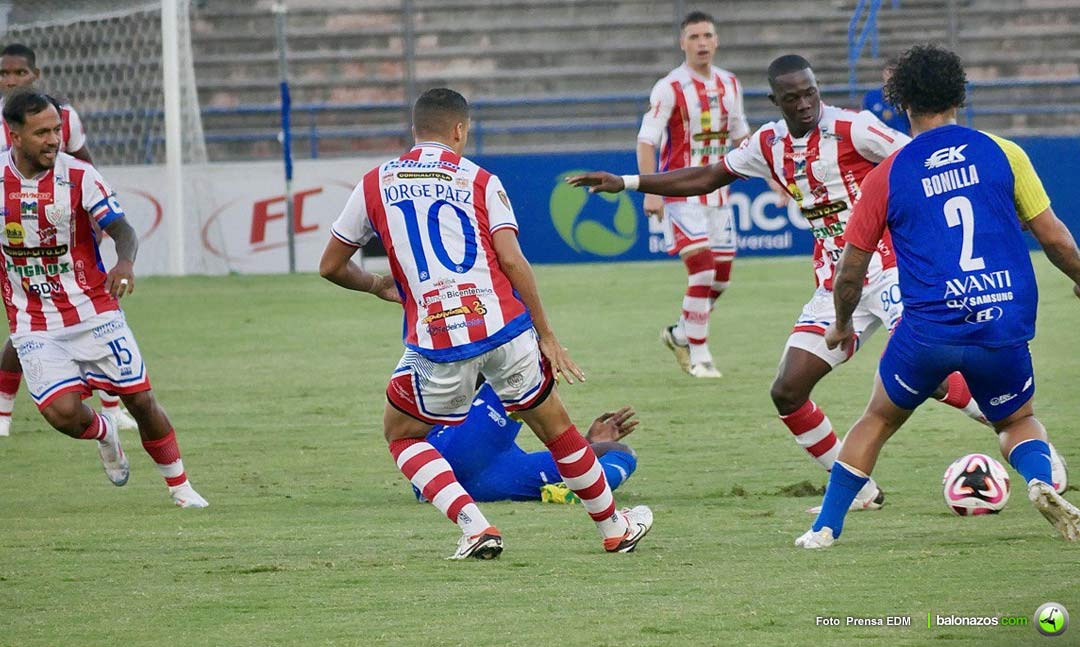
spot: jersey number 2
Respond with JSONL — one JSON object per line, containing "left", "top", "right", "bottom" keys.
{"left": 391, "top": 199, "right": 477, "bottom": 281}
{"left": 943, "top": 196, "right": 985, "bottom": 272}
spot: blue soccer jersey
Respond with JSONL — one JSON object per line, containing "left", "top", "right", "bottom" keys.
{"left": 420, "top": 384, "right": 636, "bottom": 502}
{"left": 845, "top": 125, "right": 1050, "bottom": 347}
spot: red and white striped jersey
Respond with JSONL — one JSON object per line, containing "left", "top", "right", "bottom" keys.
{"left": 722, "top": 104, "right": 910, "bottom": 289}
{"left": 332, "top": 142, "right": 532, "bottom": 362}
{"left": 638, "top": 63, "right": 750, "bottom": 207}
{"left": 0, "top": 99, "right": 87, "bottom": 154}
{"left": 0, "top": 151, "right": 122, "bottom": 334}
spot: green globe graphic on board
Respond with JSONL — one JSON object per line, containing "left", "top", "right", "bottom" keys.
{"left": 550, "top": 171, "right": 638, "bottom": 256}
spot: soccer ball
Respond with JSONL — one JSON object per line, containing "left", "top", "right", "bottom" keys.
{"left": 1049, "top": 442, "right": 1069, "bottom": 495}
{"left": 943, "top": 454, "right": 1010, "bottom": 516}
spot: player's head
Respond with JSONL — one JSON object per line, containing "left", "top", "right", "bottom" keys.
{"left": 0, "top": 44, "right": 40, "bottom": 96}
{"left": 679, "top": 11, "right": 717, "bottom": 70}
{"left": 2, "top": 90, "right": 62, "bottom": 171}
{"left": 767, "top": 54, "right": 820, "bottom": 134}
{"left": 412, "top": 88, "right": 469, "bottom": 154}
{"left": 881, "top": 56, "right": 898, "bottom": 84}
{"left": 886, "top": 44, "right": 966, "bottom": 118}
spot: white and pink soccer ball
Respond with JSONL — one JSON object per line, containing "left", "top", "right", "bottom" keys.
{"left": 943, "top": 454, "right": 1011, "bottom": 516}
{"left": 943, "top": 446, "right": 1069, "bottom": 516}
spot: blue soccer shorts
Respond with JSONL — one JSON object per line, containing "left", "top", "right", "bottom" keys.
{"left": 879, "top": 321, "right": 1034, "bottom": 422}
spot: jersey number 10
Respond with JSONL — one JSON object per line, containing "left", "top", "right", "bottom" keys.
{"left": 944, "top": 196, "right": 986, "bottom": 272}
{"left": 391, "top": 199, "right": 478, "bottom": 281}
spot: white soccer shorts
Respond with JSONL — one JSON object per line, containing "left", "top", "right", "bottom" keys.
{"left": 662, "top": 202, "right": 737, "bottom": 259}
{"left": 12, "top": 310, "right": 151, "bottom": 410}
{"left": 386, "top": 328, "right": 555, "bottom": 425}
{"left": 785, "top": 269, "right": 903, "bottom": 368}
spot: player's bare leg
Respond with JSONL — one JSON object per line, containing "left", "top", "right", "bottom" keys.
{"left": 39, "top": 391, "right": 128, "bottom": 486}
{"left": 772, "top": 346, "right": 884, "bottom": 511}
{"left": 119, "top": 390, "right": 207, "bottom": 508}
{"left": 797, "top": 375, "right": 912, "bottom": 548}
{"left": 991, "top": 399, "right": 1080, "bottom": 541}
{"left": 383, "top": 403, "right": 501, "bottom": 560}
{"left": 517, "top": 389, "right": 652, "bottom": 552}
{"left": 0, "top": 339, "right": 22, "bottom": 437}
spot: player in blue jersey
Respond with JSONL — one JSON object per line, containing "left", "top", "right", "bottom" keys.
{"left": 416, "top": 382, "right": 639, "bottom": 503}
{"left": 861, "top": 58, "right": 911, "bottom": 135}
{"left": 797, "top": 44, "right": 1080, "bottom": 549}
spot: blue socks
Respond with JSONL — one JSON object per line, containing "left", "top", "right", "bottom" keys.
{"left": 599, "top": 450, "right": 637, "bottom": 491}
{"left": 812, "top": 461, "right": 869, "bottom": 537}
{"left": 1008, "top": 438, "right": 1053, "bottom": 485}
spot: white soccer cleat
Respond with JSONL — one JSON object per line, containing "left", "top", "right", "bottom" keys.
{"left": 169, "top": 482, "right": 209, "bottom": 508}
{"left": 604, "top": 505, "right": 653, "bottom": 553}
{"left": 103, "top": 407, "right": 139, "bottom": 431}
{"left": 448, "top": 526, "right": 503, "bottom": 560}
{"left": 807, "top": 479, "right": 885, "bottom": 513}
{"left": 1028, "top": 480, "right": 1080, "bottom": 542}
{"left": 795, "top": 526, "right": 836, "bottom": 549}
{"left": 660, "top": 326, "right": 691, "bottom": 373}
{"left": 0, "top": 416, "right": 10, "bottom": 437}
{"left": 688, "top": 361, "right": 723, "bottom": 379}
{"left": 96, "top": 415, "right": 129, "bottom": 486}
{"left": 1049, "top": 443, "right": 1068, "bottom": 495}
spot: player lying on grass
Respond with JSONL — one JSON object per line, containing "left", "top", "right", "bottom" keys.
{"left": 320, "top": 88, "right": 652, "bottom": 559}
{"left": 569, "top": 54, "right": 989, "bottom": 514}
{"left": 796, "top": 44, "right": 1080, "bottom": 549}
{"left": 415, "top": 382, "right": 638, "bottom": 503}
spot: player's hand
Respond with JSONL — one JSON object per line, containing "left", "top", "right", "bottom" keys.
{"left": 565, "top": 172, "right": 624, "bottom": 194}
{"left": 643, "top": 194, "right": 664, "bottom": 220}
{"left": 1073, "top": 283, "right": 1080, "bottom": 300}
{"left": 767, "top": 178, "right": 791, "bottom": 207}
{"left": 105, "top": 260, "right": 135, "bottom": 298}
{"left": 586, "top": 406, "right": 639, "bottom": 443}
{"left": 824, "top": 321, "right": 855, "bottom": 353}
{"left": 538, "top": 335, "right": 586, "bottom": 384}
{"left": 371, "top": 274, "right": 402, "bottom": 303}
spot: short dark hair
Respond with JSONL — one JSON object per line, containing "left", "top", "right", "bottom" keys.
{"left": 680, "top": 11, "right": 716, "bottom": 31}
{"left": 886, "top": 44, "right": 966, "bottom": 116}
{"left": 412, "top": 88, "right": 469, "bottom": 136}
{"left": 2, "top": 90, "right": 60, "bottom": 128}
{"left": 1, "top": 43, "right": 36, "bottom": 67}
{"left": 767, "top": 54, "right": 812, "bottom": 86}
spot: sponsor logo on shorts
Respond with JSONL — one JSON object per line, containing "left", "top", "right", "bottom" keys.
{"left": 449, "top": 395, "right": 468, "bottom": 408}
{"left": 16, "top": 340, "right": 44, "bottom": 355}
{"left": 92, "top": 318, "right": 127, "bottom": 339}
{"left": 507, "top": 373, "right": 525, "bottom": 389}
{"left": 486, "top": 405, "right": 507, "bottom": 427}
{"left": 990, "top": 392, "right": 1017, "bottom": 407}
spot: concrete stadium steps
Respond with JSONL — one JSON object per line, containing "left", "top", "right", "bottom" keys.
{"left": 186, "top": 0, "right": 1080, "bottom": 159}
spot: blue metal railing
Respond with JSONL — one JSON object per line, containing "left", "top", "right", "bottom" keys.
{"left": 86, "top": 78, "right": 1080, "bottom": 161}
{"left": 847, "top": 0, "right": 901, "bottom": 101}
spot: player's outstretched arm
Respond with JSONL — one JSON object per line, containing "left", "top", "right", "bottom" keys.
{"left": 585, "top": 406, "right": 639, "bottom": 443}
{"left": 491, "top": 229, "right": 585, "bottom": 384}
{"left": 318, "top": 237, "right": 401, "bottom": 303}
{"left": 1026, "top": 206, "right": 1080, "bottom": 294}
{"left": 104, "top": 217, "right": 137, "bottom": 298}
{"left": 566, "top": 162, "right": 737, "bottom": 197}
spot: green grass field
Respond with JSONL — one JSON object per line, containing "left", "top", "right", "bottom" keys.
{"left": 1, "top": 256, "right": 1077, "bottom": 647}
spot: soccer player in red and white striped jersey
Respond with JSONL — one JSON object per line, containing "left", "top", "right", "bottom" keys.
{"left": 320, "top": 88, "right": 652, "bottom": 559}
{"left": 0, "top": 92, "right": 206, "bottom": 507}
{"left": 570, "top": 55, "right": 989, "bottom": 511}
{"left": 637, "top": 12, "right": 750, "bottom": 378}
{"left": 0, "top": 43, "right": 136, "bottom": 437}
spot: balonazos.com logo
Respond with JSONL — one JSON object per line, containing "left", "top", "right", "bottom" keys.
{"left": 550, "top": 171, "right": 638, "bottom": 257}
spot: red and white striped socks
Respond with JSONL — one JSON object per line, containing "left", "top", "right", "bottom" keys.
{"left": 390, "top": 438, "right": 491, "bottom": 537}
{"left": 142, "top": 430, "right": 189, "bottom": 487}
{"left": 99, "top": 392, "right": 122, "bottom": 417}
{"left": 78, "top": 411, "right": 109, "bottom": 441}
{"left": 0, "top": 369, "right": 21, "bottom": 427}
{"left": 935, "top": 371, "right": 987, "bottom": 423}
{"left": 679, "top": 249, "right": 716, "bottom": 366}
{"left": 780, "top": 400, "right": 840, "bottom": 470}
{"left": 709, "top": 255, "right": 733, "bottom": 310}
{"left": 545, "top": 426, "right": 627, "bottom": 540}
